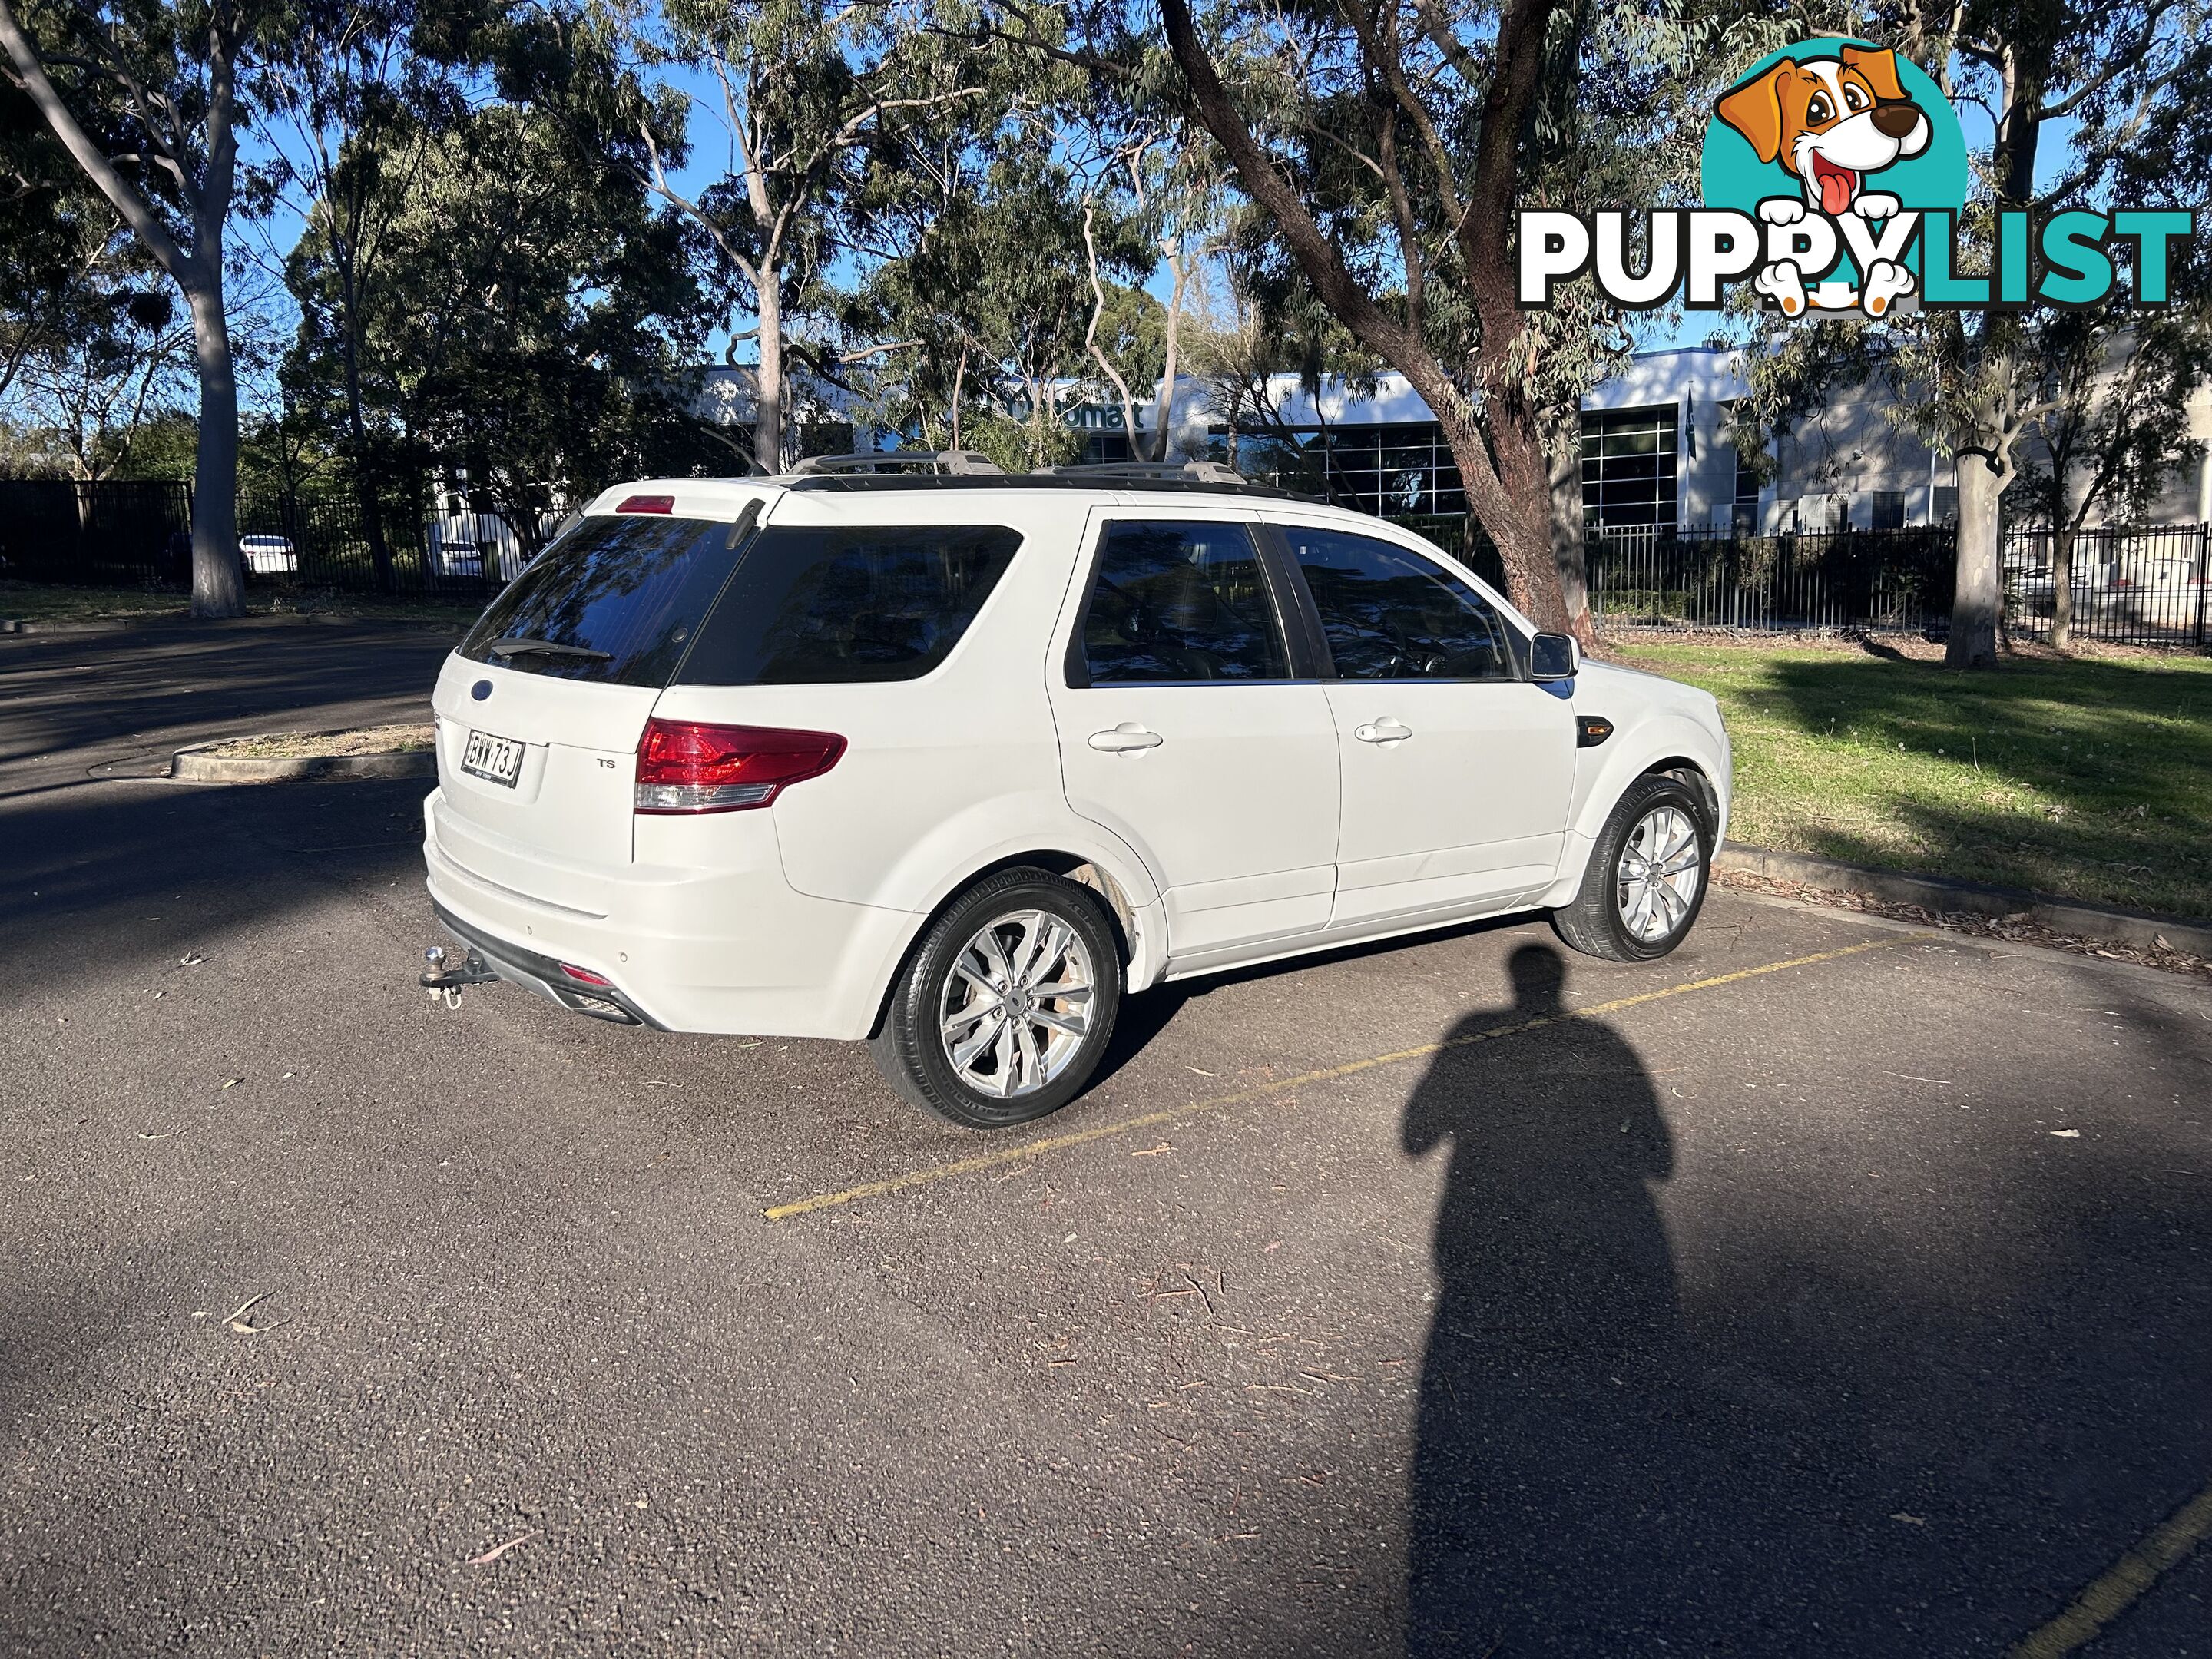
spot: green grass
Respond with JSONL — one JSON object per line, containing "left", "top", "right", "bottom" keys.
{"left": 0, "top": 579, "right": 480, "bottom": 628}
{"left": 0, "top": 580, "right": 190, "bottom": 622}
{"left": 1607, "top": 638, "right": 2212, "bottom": 919}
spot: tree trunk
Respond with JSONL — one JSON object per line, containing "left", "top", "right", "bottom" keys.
{"left": 1542, "top": 402, "right": 1596, "bottom": 650}
{"left": 755, "top": 280, "right": 786, "bottom": 474}
{"left": 2049, "top": 521, "right": 2075, "bottom": 652}
{"left": 1438, "top": 406, "right": 1566, "bottom": 632}
{"left": 186, "top": 277, "right": 243, "bottom": 618}
{"left": 338, "top": 260, "right": 392, "bottom": 591}
{"left": 1946, "top": 455, "right": 2003, "bottom": 669}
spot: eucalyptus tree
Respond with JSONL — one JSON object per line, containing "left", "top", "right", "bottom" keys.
{"left": 1025, "top": 0, "right": 1737, "bottom": 639}
{"left": 2016, "top": 299, "right": 2209, "bottom": 649}
{"left": 0, "top": 0, "right": 276, "bottom": 614}
{"left": 286, "top": 12, "right": 709, "bottom": 560}
{"left": 633, "top": 0, "right": 995, "bottom": 472}
{"left": 0, "top": 74, "right": 127, "bottom": 416}
{"left": 255, "top": 0, "right": 458, "bottom": 587}
{"left": 11, "top": 283, "right": 191, "bottom": 480}
{"left": 848, "top": 124, "right": 1151, "bottom": 468}
{"left": 1863, "top": 0, "right": 2206, "bottom": 667}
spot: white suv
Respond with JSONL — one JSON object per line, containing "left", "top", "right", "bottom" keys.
{"left": 420, "top": 457, "right": 1730, "bottom": 1128}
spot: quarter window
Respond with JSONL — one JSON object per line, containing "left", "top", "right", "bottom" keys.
{"left": 1079, "top": 521, "right": 1290, "bottom": 683}
{"left": 1283, "top": 528, "right": 1516, "bottom": 681}
{"left": 677, "top": 525, "right": 1020, "bottom": 686}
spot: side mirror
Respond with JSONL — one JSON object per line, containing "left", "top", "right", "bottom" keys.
{"left": 1529, "top": 631, "right": 1579, "bottom": 682}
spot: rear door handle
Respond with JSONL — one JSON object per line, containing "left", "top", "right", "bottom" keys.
{"left": 1088, "top": 723, "right": 1164, "bottom": 753}
{"left": 1354, "top": 719, "right": 1413, "bottom": 744}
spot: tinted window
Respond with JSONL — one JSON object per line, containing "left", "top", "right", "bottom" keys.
{"left": 1080, "top": 521, "right": 1288, "bottom": 684}
{"left": 677, "top": 525, "right": 1019, "bottom": 686}
{"left": 1286, "top": 528, "right": 1515, "bottom": 681}
{"left": 460, "top": 515, "right": 740, "bottom": 685}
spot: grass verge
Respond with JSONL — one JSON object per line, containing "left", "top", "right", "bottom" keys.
{"left": 0, "top": 579, "right": 482, "bottom": 628}
{"left": 202, "top": 723, "right": 435, "bottom": 759}
{"left": 1605, "top": 635, "right": 2212, "bottom": 919}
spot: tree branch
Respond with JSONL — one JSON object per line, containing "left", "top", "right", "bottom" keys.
{"left": 0, "top": 0, "right": 194, "bottom": 283}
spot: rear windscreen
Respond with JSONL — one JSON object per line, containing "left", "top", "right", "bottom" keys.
{"left": 458, "top": 515, "right": 741, "bottom": 684}
{"left": 675, "top": 525, "right": 1021, "bottom": 686}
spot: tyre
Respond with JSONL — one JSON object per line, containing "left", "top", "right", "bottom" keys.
{"left": 1549, "top": 773, "right": 1713, "bottom": 962}
{"left": 869, "top": 866, "right": 1123, "bottom": 1129}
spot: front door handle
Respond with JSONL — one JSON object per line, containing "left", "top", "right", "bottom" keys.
{"left": 1354, "top": 719, "right": 1413, "bottom": 744}
{"left": 1088, "top": 723, "right": 1164, "bottom": 753}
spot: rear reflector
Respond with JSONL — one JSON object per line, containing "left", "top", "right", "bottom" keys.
{"left": 634, "top": 719, "right": 846, "bottom": 813}
{"left": 614, "top": 494, "right": 674, "bottom": 514}
{"left": 558, "top": 962, "right": 614, "bottom": 986}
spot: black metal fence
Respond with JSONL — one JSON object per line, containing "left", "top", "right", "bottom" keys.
{"left": 2001, "top": 523, "right": 2211, "bottom": 647}
{"left": 1588, "top": 523, "right": 1959, "bottom": 634}
{"left": 0, "top": 479, "right": 194, "bottom": 587}
{"left": 5, "top": 476, "right": 2209, "bottom": 646}
{"left": 0, "top": 478, "right": 541, "bottom": 601}
{"left": 233, "top": 492, "right": 522, "bottom": 599}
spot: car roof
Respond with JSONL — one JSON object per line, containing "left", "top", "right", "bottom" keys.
{"left": 581, "top": 475, "right": 1379, "bottom": 525}
{"left": 571, "top": 475, "right": 1535, "bottom": 631}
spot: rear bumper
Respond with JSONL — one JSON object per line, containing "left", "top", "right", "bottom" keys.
{"left": 431, "top": 902, "right": 662, "bottom": 1027}
{"left": 420, "top": 790, "right": 921, "bottom": 1039}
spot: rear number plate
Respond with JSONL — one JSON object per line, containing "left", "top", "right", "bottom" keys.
{"left": 461, "top": 729, "right": 523, "bottom": 787}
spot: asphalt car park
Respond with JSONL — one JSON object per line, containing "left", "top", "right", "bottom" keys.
{"left": 2, "top": 622, "right": 2207, "bottom": 1655}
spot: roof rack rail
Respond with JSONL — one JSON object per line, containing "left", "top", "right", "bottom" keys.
{"left": 1038, "top": 460, "right": 1250, "bottom": 485}
{"left": 790, "top": 449, "right": 1005, "bottom": 477}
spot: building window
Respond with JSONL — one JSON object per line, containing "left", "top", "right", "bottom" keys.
{"left": 1582, "top": 406, "right": 1679, "bottom": 528}
{"left": 1932, "top": 485, "right": 1959, "bottom": 525}
{"left": 1731, "top": 442, "right": 1760, "bottom": 535}
{"left": 1232, "top": 422, "right": 1467, "bottom": 517}
{"left": 1869, "top": 490, "right": 1906, "bottom": 531}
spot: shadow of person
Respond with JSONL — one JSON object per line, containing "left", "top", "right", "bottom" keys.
{"left": 1402, "top": 943, "right": 1680, "bottom": 1657}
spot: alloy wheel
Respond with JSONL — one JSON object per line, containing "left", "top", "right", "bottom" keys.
{"left": 937, "top": 909, "right": 1096, "bottom": 1098}
{"left": 1615, "top": 804, "right": 1703, "bottom": 943}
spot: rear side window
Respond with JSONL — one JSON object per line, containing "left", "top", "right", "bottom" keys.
{"left": 1284, "top": 528, "right": 1517, "bottom": 681}
{"left": 459, "top": 515, "right": 739, "bottom": 685}
{"left": 676, "top": 525, "right": 1020, "bottom": 686}
{"left": 1079, "top": 520, "right": 1289, "bottom": 684}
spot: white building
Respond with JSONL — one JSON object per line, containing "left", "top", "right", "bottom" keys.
{"left": 1126, "top": 343, "right": 2212, "bottom": 535}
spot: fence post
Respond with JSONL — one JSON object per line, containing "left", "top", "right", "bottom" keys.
{"left": 2196, "top": 521, "right": 2208, "bottom": 647}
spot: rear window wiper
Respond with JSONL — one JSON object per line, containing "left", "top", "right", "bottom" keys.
{"left": 485, "top": 636, "right": 612, "bottom": 661}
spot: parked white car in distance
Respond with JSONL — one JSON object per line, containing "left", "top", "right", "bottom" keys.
{"left": 420, "top": 458, "right": 1731, "bottom": 1128}
{"left": 239, "top": 534, "right": 297, "bottom": 575}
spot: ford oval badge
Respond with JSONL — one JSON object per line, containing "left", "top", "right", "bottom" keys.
{"left": 470, "top": 679, "right": 492, "bottom": 702}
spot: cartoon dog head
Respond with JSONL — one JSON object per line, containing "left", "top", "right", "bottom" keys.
{"left": 1717, "top": 46, "right": 1931, "bottom": 217}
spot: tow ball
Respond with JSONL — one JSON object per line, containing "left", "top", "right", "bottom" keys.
{"left": 420, "top": 945, "right": 499, "bottom": 1009}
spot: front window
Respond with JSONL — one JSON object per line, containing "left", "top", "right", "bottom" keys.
{"left": 1283, "top": 528, "right": 1516, "bottom": 681}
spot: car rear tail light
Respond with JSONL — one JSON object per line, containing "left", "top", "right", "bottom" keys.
{"left": 615, "top": 494, "right": 674, "bottom": 514}
{"left": 558, "top": 962, "right": 613, "bottom": 986}
{"left": 634, "top": 718, "right": 846, "bottom": 813}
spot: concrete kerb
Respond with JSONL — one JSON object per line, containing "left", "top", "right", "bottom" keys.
{"left": 1717, "top": 843, "right": 2212, "bottom": 959}
{"left": 170, "top": 737, "right": 436, "bottom": 784}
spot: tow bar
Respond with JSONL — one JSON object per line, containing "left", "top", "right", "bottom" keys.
{"left": 420, "top": 945, "right": 499, "bottom": 1008}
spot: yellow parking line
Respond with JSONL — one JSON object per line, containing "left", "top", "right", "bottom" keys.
{"left": 2011, "top": 1481, "right": 2212, "bottom": 1659}
{"left": 762, "top": 933, "right": 1922, "bottom": 1222}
